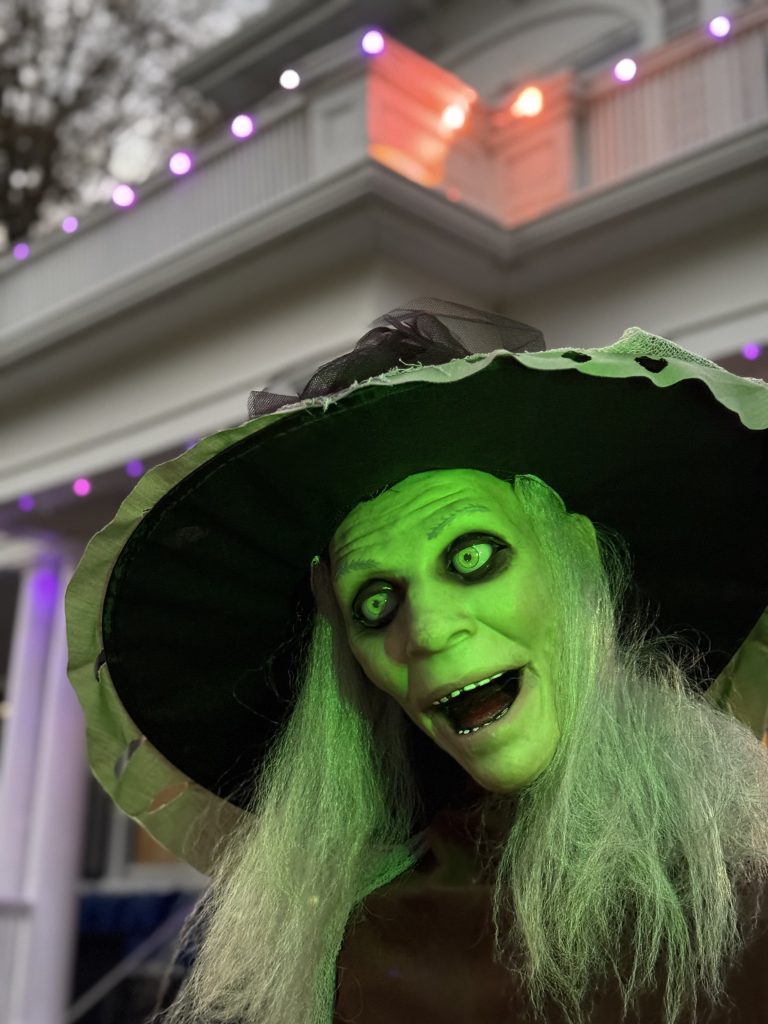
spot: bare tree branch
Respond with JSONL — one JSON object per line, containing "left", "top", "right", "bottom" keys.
{"left": 0, "top": 0, "right": 263, "bottom": 245}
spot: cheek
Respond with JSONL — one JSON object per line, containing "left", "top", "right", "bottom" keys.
{"left": 351, "top": 645, "right": 406, "bottom": 705}
{"left": 349, "top": 643, "right": 385, "bottom": 690}
{"left": 504, "top": 574, "right": 554, "bottom": 643}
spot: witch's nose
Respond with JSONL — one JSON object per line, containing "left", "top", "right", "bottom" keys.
{"left": 403, "top": 593, "right": 475, "bottom": 657}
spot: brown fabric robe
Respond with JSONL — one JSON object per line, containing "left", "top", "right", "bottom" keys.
{"left": 333, "top": 807, "right": 768, "bottom": 1023}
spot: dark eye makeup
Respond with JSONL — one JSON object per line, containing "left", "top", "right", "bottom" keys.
{"left": 349, "top": 532, "right": 511, "bottom": 630}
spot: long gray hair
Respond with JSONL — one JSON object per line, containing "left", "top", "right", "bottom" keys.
{"left": 148, "top": 473, "right": 768, "bottom": 1024}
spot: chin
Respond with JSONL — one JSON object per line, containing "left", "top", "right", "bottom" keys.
{"left": 470, "top": 775, "right": 523, "bottom": 794}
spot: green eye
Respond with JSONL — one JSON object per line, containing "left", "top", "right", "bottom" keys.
{"left": 450, "top": 539, "right": 496, "bottom": 575}
{"left": 356, "top": 584, "right": 396, "bottom": 626}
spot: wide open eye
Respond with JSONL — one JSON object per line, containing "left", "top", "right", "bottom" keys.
{"left": 354, "top": 584, "right": 397, "bottom": 627}
{"left": 351, "top": 534, "right": 508, "bottom": 629}
{"left": 450, "top": 538, "right": 498, "bottom": 576}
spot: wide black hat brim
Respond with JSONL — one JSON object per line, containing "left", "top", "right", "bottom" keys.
{"left": 65, "top": 334, "right": 768, "bottom": 871}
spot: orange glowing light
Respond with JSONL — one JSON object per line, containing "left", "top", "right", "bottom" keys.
{"left": 510, "top": 86, "right": 544, "bottom": 118}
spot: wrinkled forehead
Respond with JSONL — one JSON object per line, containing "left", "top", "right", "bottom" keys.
{"left": 328, "top": 468, "right": 529, "bottom": 558}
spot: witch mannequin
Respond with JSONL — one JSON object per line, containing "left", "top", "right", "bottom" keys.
{"left": 64, "top": 300, "right": 768, "bottom": 1024}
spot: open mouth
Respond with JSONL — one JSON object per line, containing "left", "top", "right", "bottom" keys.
{"left": 437, "top": 668, "right": 523, "bottom": 735}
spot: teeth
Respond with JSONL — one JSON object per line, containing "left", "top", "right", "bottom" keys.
{"left": 432, "top": 669, "right": 507, "bottom": 708}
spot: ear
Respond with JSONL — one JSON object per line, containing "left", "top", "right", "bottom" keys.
{"left": 310, "top": 555, "right": 372, "bottom": 705}
{"left": 310, "top": 555, "right": 342, "bottom": 625}
{"left": 703, "top": 605, "right": 768, "bottom": 746}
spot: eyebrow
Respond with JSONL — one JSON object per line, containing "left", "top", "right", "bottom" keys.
{"left": 333, "top": 504, "right": 494, "bottom": 582}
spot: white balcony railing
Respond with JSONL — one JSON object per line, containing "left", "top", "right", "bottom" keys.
{"left": 0, "top": 6, "right": 766, "bottom": 357}
{"left": 0, "top": 93, "right": 314, "bottom": 345}
{"left": 586, "top": 11, "right": 768, "bottom": 187}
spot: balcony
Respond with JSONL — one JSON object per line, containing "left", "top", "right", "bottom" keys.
{"left": 0, "top": 6, "right": 766, "bottom": 368}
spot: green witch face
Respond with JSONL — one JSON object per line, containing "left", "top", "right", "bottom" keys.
{"left": 329, "top": 467, "right": 562, "bottom": 794}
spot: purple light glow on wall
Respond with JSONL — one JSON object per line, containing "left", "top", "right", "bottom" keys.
{"left": 12, "top": 243, "right": 30, "bottom": 260}
{"left": 112, "top": 184, "right": 137, "bottom": 208}
{"left": 708, "top": 16, "right": 731, "bottom": 38}
{"left": 61, "top": 216, "right": 79, "bottom": 233}
{"left": 742, "top": 343, "right": 762, "bottom": 361}
{"left": 32, "top": 565, "right": 59, "bottom": 612}
{"left": 361, "top": 30, "right": 385, "bottom": 55}
{"left": 73, "top": 478, "right": 92, "bottom": 497}
{"left": 231, "top": 114, "right": 255, "bottom": 138}
{"left": 125, "top": 460, "right": 145, "bottom": 478}
{"left": 17, "top": 495, "right": 36, "bottom": 512}
{"left": 169, "top": 151, "right": 193, "bottom": 175}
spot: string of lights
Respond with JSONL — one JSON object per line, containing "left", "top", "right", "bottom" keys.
{"left": 7, "top": 17, "right": 736, "bottom": 264}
